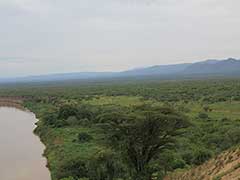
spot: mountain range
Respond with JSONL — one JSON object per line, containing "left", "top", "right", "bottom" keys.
{"left": 1, "top": 58, "right": 240, "bottom": 83}
{"left": 124, "top": 58, "right": 240, "bottom": 76}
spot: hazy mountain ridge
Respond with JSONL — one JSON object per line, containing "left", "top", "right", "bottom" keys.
{"left": 1, "top": 58, "right": 240, "bottom": 83}
{"left": 183, "top": 58, "right": 240, "bottom": 74}
{"left": 122, "top": 63, "right": 191, "bottom": 75}
{"left": 123, "top": 58, "right": 240, "bottom": 76}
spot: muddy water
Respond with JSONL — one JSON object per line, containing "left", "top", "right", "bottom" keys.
{"left": 0, "top": 107, "right": 51, "bottom": 180}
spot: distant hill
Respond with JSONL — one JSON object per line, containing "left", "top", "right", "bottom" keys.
{"left": 1, "top": 58, "right": 240, "bottom": 83}
{"left": 0, "top": 72, "right": 116, "bottom": 83}
{"left": 122, "top": 63, "right": 191, "bottom": 76}
{"left": 183, "top": 58, "right": 240, "bottom": 75}
{"left": 123, "top": 58, "right": 240, "bottom": 76}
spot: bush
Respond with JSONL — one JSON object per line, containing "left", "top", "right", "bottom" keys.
{"left": 55, "top": 119, "right": 69, "bottom": 128}
{"left": 58, "top": 104, "right": 78, "bottom": 119}
{"left": 56, "top": 159, "right": 88, "bottom": 179}
{"left": 198, "top": 112, "right": 209, "bottom": 119}
{"left": 204, "top": 133, "right": 224, "bottom": 148}
{"left": 88, "top": 151, "right": 126, "bottom": 180}
{"left": 67, "top": 116, "right": 79, "bottom": 126}
{"left": 78, "top": 132, "right": 93, "bottom": 143}
{"left": 76, "top": 105, "right": 95, "bottom": 121}
{"left": 225, "top": 128, "right": 240, "bottom": 146}
{"left": 182, "top": 150, "right": 196, "bottom": 165}
{"left": 42, "top": 112, "right": 58, "bottom": 126}
{"left": 171, "top": 158, "right": 186, "bottom": 169}
{"left": 192, "top": 148, "right": 212, "bottom": 165}
{"left": 79, "top": 118, "right": 91, "bottom": 126}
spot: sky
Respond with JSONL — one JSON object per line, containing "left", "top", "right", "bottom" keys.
{"left": 0, "top": 0, "right": 240, "bottom": 78}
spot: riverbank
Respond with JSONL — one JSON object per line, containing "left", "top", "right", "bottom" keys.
{"left": 0, "top": 96, "right": 26, "bottom": 110}
{"left": 23, "top": 100, "right": 108, "bottom": 180}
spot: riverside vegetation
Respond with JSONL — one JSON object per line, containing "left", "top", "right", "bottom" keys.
{"left": 1, "top": 78, "right": 240, "bottom": 180}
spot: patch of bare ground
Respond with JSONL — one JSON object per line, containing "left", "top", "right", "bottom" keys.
{"left": 164, "top": 147, "right": 240, "bottom": 180}
{"left": 0, "top": 96, "right": 25, "bottom": 110}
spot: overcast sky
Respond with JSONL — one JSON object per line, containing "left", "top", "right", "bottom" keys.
{"left": 0, "top": 0, "right": 239, "bottom": 77}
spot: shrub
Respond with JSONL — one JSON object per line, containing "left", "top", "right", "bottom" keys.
{"left": 88, "top": 151, "right": 126, "bottom": 180}
{"left": 198, "top": 112, "right": 209, "bottom": 119}
{"left": 55, "top": 119, "right": 69, "bottom": 128}
{"left": 56, "top": 159, "right": 88, "bottom": 180}
{"left": 58, "top": 104, "right": 78, "bottom": 119}
{"left": 171, "top": 158, "right": 186, "bottom": 169}
{"left": 79, "top": 118, "right": 91, "bottom": 126}
{"left": 78, "top": 132, "right": 93, "bottom": 143}
{"left": 67, "top": 116, "right": 79, "bottom": 126}
{"left": 193, "top": 148, "right": 212, "bottom": 165}
{"left": 42, "top": 112, "right": 58, "bottom": 126}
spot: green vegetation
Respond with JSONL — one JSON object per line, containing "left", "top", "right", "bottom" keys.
{"left": 1, "top": 78, "right": 240, "bottom": 180}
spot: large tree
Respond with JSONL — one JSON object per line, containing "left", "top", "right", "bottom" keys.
{"left": 104, "top": 107, "right": 189, "bottom": 180}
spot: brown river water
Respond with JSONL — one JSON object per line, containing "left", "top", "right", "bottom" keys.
{"left": 0, "top": 107, "right": 51, "bottom": 180}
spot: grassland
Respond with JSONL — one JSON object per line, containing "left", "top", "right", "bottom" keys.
{"left": 1, "top": 78, "right": 240, "bottom": 180}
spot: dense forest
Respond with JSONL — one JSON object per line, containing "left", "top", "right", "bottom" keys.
{"left": 0, "top": 78, "right": 240, "bottom": 180}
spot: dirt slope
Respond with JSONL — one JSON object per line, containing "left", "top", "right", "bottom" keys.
{"left": 164, "top": 147, "right": 240, "bottom": 180}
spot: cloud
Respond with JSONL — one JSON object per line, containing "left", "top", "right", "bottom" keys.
{"left": 0, "top": 0, "right": 240, "bottom": 77}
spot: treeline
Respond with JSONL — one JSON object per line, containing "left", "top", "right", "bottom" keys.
{"left": 2, "top": 79, "right": 240, "bottom": 103}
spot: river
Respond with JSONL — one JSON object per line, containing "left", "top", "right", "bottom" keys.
{"left": 0, "top": 107, "right": 51, "bottom": 180}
